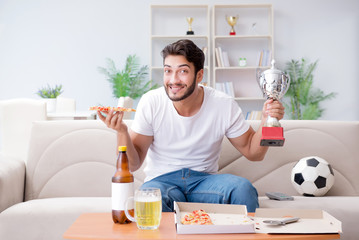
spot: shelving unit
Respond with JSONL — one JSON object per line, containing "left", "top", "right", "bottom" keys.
{"left": 212, "top": 4, "right": 273, "bottom": 115}
{"left": 150, "top": 5, "right": 210, "bottom": 87}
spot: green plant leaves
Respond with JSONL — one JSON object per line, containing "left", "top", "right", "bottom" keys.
{"left": 98, "top": 55, "right": 158, "bottom": 99}
{"left": 283, "top": 58, "right": 336, "bottom": 120}
{"left": 36, "top": 84, "right": 63, "bottom": 98}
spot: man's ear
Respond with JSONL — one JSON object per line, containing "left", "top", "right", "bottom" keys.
{"left": 196, "top": 69, "right": 204, "bottom": 83}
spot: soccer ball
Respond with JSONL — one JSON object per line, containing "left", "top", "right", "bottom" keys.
{"left": 291, "top": 156, "right": 335, "bottom": 197}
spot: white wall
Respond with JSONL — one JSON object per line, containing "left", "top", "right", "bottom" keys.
{"left": 0, "top": 0, "right": 358, "bottom": 120}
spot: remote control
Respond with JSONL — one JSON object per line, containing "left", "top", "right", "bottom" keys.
{"left": 265, "top": 192, "right": 294, "bottom": 201}
{"left": 263, "top": 217, "right": 300, "bottom": 225}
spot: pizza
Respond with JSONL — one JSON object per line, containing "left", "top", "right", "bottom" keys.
{"left": 89, "top": 106, "right": 136, "bottom": 112}
{"left": 181, "top": 209, "right": 213, "bottom": 225}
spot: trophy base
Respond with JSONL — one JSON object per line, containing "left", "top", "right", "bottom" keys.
{"left": 230, "top": 32, "right": 236, "bottom": 36}
{"left": 186, "top": 31, "right": 194, "bottom": 35}
{"left": 260, "top": 127, "right": 285, "bottom": 147}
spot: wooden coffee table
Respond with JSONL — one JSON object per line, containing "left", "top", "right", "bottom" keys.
{"left": 63, "top": 212, "right": 340, "bottom": 240}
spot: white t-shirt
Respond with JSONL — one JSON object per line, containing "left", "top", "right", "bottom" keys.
{"left": 131, "top": 86, "right": 250, "bottom": 182}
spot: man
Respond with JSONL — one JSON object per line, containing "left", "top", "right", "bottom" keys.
{"left": 98, "top": 39, "right": 284, "bottom": 212}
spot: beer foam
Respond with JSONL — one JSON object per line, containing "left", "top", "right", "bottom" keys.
{"left": 135, "top": 196, "right": 161, "bottom": 202}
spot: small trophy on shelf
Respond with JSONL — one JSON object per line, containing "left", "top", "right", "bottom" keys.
{"left": 186, "top": 17, "right": 194, "bottom": 35}
{"left": 226, "top": 15, "right": 239, "bottom": 35}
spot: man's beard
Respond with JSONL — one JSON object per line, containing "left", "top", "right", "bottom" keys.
{"left": 164, "top": 76, "right": 197, "bottom": 102}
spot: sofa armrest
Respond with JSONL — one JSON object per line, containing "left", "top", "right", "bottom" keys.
{"left": 0, "top": 153, "right": 25, "bottom": 212}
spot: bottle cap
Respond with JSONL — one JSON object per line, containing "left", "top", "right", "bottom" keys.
{"left": 118, "top": 146, "right": 127, "bottom": 152}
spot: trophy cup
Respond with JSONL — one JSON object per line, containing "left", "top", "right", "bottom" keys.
{"left": 186, "top": 17, "right": 194, "bottom": 35}
{"left": 226, "top": 15, "right": 238, "bottom": 35}
{"left": 257, "top": 59, "right": 290, "bottom": 146}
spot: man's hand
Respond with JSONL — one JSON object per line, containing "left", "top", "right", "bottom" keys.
{"left": 262, "top": 99, "right": 285, "bottom": 121}
{"left": 229, "top": 99, "right": 285, "bottom": 162}
{"left": 97, "top": 109, "right": 128, "bottom": 133}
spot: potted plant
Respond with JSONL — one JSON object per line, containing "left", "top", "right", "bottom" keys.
{"left": 283, "top": 59, "right": 336, "bottom": 120}
{"left": 98, "top": 55, "right": 158, "bottom": 118}
{"left": 36, "top": 84, "right": 63, "bottom": 113}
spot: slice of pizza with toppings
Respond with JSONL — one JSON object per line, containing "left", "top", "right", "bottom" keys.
{"left": 181, "top": 209, "right": 213, "bottom": 225}
{"left": 89, "top": 106, "right": 136, "bottom": 112}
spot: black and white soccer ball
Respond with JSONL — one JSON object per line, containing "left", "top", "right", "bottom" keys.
{"left": 291, "top": 156, "right": 335, "bottom": 197}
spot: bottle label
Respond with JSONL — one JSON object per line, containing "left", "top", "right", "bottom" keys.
{"left": 112, "top": 182, "right": 134, "bottom": 211}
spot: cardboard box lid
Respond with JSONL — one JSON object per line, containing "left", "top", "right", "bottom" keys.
{"left": 253, "top": 208, "right": 342, "bottom": 234}
{"left": 174, "top": 202, "right": 255, "bottom": 234}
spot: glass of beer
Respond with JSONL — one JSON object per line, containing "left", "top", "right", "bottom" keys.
{"left": 125, "top": 188, "right": 162, "bottom": 230}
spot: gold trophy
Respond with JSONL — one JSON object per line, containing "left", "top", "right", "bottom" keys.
{"left": 226, "top": 15, "right": 239, "bottom": 35}
{"left": 186, "top": 17, "right": 194, "bottom": 35}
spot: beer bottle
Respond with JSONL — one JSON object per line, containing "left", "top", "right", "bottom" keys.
{"left": 112, "top": 146, "right": 134, "bottom": 224}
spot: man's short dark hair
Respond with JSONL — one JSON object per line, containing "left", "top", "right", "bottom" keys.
{"left": 161, "top": 39, "right": 205, "bottom": 75}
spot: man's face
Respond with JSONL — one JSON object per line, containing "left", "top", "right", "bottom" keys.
{"left": 163, "top": 55, "right": 198, "bottom": 102}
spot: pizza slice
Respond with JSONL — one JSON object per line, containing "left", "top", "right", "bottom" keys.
{"left": 89, "top": 106, "right": 136, "bottom": 112}
{"left": 181, "top": 209, "right": 213, "bottom": 225}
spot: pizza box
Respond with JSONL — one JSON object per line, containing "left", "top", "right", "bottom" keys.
{"left": 253, "top": 208, "right": 342, "bottom": 235}
{"left": 174, "top": 201, "right": 255, "bottom": 234}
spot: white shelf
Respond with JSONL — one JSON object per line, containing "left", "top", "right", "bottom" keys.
{"left": 151, "top": 35, "right": 208, "bottom": 39}
{"left": 214, "top": 35, "right": 272, "bottom": 39}
{"left": 151, "top": 4, "right": 209, "bottom": 8}
{"left": 215, "top": 66, "right": 269, "bottom": 70}
{"left": 152, "top": 66, "right": 210, "bottom": 70}
{"left": 214, "top": 4, "right": 273, "bottom": 8}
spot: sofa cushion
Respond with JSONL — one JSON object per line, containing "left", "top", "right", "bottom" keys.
{"left": 0, "top": 197, "right": 111, "bottom": 240}
{"left": 0, "top": 154, "right": 25, "bottom": 212}
{"left": 25, "top": 121, "right": 117, "bottom": 200}
{"left": 24, "top": 120, "right": 145, "bottom": 201}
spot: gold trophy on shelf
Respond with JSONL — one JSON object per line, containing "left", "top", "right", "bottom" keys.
{"left": 186, "top": 17, "right": 194, "bottom": 35}
{"left": 226, "top": 15, "right": 239, "bottom": 35}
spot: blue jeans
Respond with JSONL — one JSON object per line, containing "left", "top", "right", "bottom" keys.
{"left": 140, "top": 168, "right": 259, "bottom": 212}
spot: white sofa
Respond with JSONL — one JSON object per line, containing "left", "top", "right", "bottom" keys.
{"left": 0, "top": 120, "right": 358, "bottom": 239}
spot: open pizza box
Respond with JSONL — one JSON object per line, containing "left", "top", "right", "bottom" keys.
{"left": 174, "top": 201, "right": 255, "bottom": 234}
{"left": 253, "top": 208, "right": 342, "bottom": 234}
{"left": 174, "top": 202, "right": 342, "bottom": 235}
